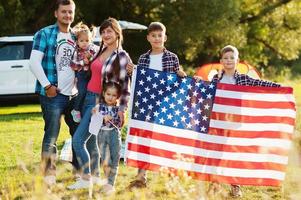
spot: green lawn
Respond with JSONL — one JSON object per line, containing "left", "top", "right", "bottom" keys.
{"left": 0, "top": 80, "right": 300, "bottom": 199}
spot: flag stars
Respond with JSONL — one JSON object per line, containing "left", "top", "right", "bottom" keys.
{"left": 195, "top": 82, "right": 201, "bottom": 87}
{"left": 204, "top": 104, "right": 210, "bottom": 110}
{"left": 201, "top": 87, "right": 206, "bottom": 93}
{"left": 171, "top": 92, "right": 177, "bottom": 98}
{"left": 134, "top": 112, "right": 138, "bottom": 118}
{"left": 206, "top": 93, "right": 212, "bottom": 99}
{"left": 191, "top": 102, "right": 196, "bottom": 108}
{"left": 159, "top": 118, "right": 165, "bottom": 124}
{"left": 194, "top": 119, "right": 200, "bottom": 125}
{"left": 167, "top": 74, "right": 173, "bottom": 80}
{"left": 187, "top": 84, "right": 192, "bottom": 89}
{"left": 139, "top": 80, "right": 144, "bottom": 86}
{"left": 140, "top": 108, "right": 145, "bottom": 114}
{"left": 145, "top": 115, "right": 151, "bottom": 121}
{"left": 146, "top": 76, "right": 152, "bottom": 81}
{"left": 186, "top": 122, "right": 192, "bottom": 129}
{"left": 140, "top": 68, "right": 146, "bottom": 75}
{"left": 181, "top": 116, "right": 186, "bottom": 122}
{"left": 197, "top": 108, "right": 202, "bottom": 114}
{"left": 152, "top": 83, "right": 158, "bottom": 89}
{"left": 166, "top": 86, "right": 171, "bottom": 91}
{"left": 148, "top": 104, "right": 154, "bottom": 110}
{"left": 156, "top": 100, "right": 161, "bottom": 106}
{"left": 135, "top": 101, "right": 140, "bottom": 107}
{"left": 202, "top": 115, "right": 208, "bottom": 121}
{"left": 185, "top": 95, "right": 191, "bottom": 101}
{"left": 179, "top": 88, "right": 185, "bottom": 94}
{"left": 173, "top": 120, "right": 179, "bottom": 127}
{"left": 175, "top": 109, "right": 180, "bottom": 116}
{"left": 174, "top": 81, "right": 179, "bottom": 87}
{"left": 164, "top": 96, "right": 170, "bottom": 102}
{"left": 169, "top": 103, "right": 175, "bottom": 109}
{"left": 158, "top": 89, "right": 164, "bottom": 95}
{"left": 153, "top": 111, "right": 159, "bottom": 117}
{"left": 167, "top": 113, "right": 173, "bottom": 120}
{"left": 154, "top": 72, "right": 159, "bottom": 78}
{"left": 137, "top": 90, "right": 142, "bottom": 96}
{"left": 182, "top": 78, "right": 187, "bottom": 83}
{"left": 209, "top": 83, "right": 214, "bottom": 89}
{"left": 161, "top": 107, "right": 167, "bottom": 113}
{"left": 160, "top": 79, "right": 166, "bottom": 84}
{"left": 150, "top": 94, "right": 156, "bottom": 99}
{"left": 198, "top": 97, "right": 204, "bottom": 103}
{"left": 183, "top": 105, "right": 189, "bottom": 111}
{"left": 188, "top": 112, "right": 194, "bottom": 119}
{"left": 177, "top": 99, "right": 184, "bottom": 105}
{"left": 193, "top": 90, "right": 198, "bottom": 97}
{"left": 142, "top": 97, "right": 148, "bottom": 103}
{"left": 145, "top": 87, "right": 150, "bottom": 93}
{"left": 201, "top": 126, "right": 206, "bottom": 132}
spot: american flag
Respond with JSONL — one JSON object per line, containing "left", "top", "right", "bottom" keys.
{"left": 125, "top": 67, "right": 296, "bottom": 186}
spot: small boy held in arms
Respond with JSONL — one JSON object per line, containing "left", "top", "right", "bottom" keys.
{"left": 209, "top": 45, "right": 280, "bottom": 198}
{"left": 70, "top": 22, "right": 99, "bottom": 123}
{"left": 127, "top": 21, "right": 186, "bottom": 189}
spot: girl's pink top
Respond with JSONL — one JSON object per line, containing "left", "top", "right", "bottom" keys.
{"left": 87, "top": 58, "right": 103, "bottom": 93}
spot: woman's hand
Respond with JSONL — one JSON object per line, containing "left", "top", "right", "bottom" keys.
{"left": 126, "top": 62, "right": 135, "bottom": 75}
{"left": 118, "top": 111, "right": 125, "bottom": 127}
{"left": 104, "top": 115, "right": 113, "bottom": 123}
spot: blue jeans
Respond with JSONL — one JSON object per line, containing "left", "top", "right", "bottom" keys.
{"left": 74, "top": 71, "right": 89, "bottom": 111}
{"left": 98, "top": 128, "right": 121, "bottom": 185}
{"left": 72, "top": 91, "right": 100, "bottom": 176}
{"left": 39, "top": 94, "right": 79, "bottom": 176}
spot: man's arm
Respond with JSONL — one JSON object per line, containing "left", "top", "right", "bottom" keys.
{"left": 29, "top": 50, "right": 50, "bottom": 88}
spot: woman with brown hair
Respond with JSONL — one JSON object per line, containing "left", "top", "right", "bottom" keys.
{"left": 68, "top": 17, "right": 131, "bottom": 191}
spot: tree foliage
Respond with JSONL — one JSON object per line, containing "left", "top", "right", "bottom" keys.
{"left": 1, "top": 0, "right": 301, "bottom": 72}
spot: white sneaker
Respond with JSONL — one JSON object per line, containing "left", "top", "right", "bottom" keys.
{"left": 67, "top": 178, "right": 92, "bottom": 190}
{"left": 92, "top": 176, "right": 108, "bottom": 186}
{"left": 102, "top": 184, "right": 115, "bottom": 195}
{"left": 44, "top": 175, "right": 56, "bottom": 186}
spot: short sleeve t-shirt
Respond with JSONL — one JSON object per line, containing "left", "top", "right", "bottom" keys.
{"left": 55, "top": 32, "right": 76, "bottom": 95}
{"left": 220, "top": 74, "right": 236, "bottom": 85}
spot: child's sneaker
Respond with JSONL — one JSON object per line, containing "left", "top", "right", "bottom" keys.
{"left": 71, "top": 109, "right": 81, "bottom": 123}
{"left": 92, "top": 176, "right": 108, "bottom": 186}
{"left": 67, "top": 178, "right": 92, "bottom": 190}
{"left": 102, "top": 184, "right": 115, "bottom": 195}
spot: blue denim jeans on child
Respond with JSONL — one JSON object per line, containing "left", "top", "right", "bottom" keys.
{"left": 74, "top": 71, "right": 89, "bottom": 111}
{"left": 72, "top": 91, "right": 100, "bottom": 176}
{"left": 98, "top": 128, "right": 121, "bottom": 185}
{"left": 39, "top": 93, "right": 79, "bottom": 175}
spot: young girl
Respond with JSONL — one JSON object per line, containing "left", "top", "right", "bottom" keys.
{"left": 89, "top": 81, "right": 122, "bottom": 195}
{"left": 70, "top": 22, "right": 99, "bottom": 122}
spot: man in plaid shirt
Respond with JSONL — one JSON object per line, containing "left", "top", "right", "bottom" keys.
{"left": 29, "top": 0, "right": 79, "bottom": 186}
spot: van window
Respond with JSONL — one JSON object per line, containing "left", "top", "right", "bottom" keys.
{"left": 0, "top": 42, "right": 25, "bottom": 61}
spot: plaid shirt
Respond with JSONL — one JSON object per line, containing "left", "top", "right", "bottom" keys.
{"left": 71, "top": 44, "right": 99, "bottom": 71}
{"left": 32, "top": 23, "right": 76, "bottom": 95}
{"left": 137, "top": 48, "right": 180, "bottom": 72}
{"left": 98, "top": 103, "right": 120, "bottom": 129}
{"left": 101, "top": 48, "right": 131, "bottom": 112}
{"left": 212, "top": 71, "right": 281, "bottom": 87}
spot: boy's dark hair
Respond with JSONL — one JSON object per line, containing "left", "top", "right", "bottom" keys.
{"left": 147, "top": 22, "right": 166, "bottom": 34}
{"left": 55, "top": 0, "right": 75, "bottom": 10}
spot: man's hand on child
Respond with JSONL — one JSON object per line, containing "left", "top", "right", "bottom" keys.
{"left": 177, "top": 69, "right": 187, "bottom": 78}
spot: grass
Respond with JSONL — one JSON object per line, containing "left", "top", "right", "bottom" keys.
{"left": 0, "top": 79, "right": 300, "bottom": 199}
